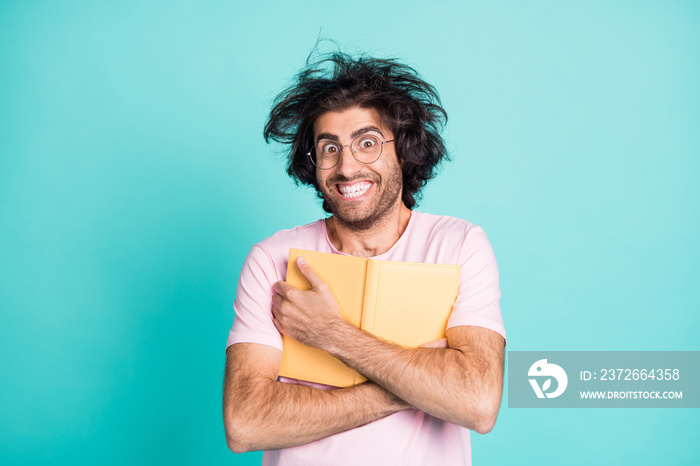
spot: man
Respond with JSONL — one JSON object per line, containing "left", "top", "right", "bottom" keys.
{"left": 223, "top": 52, "right": 506, "bottom": 465}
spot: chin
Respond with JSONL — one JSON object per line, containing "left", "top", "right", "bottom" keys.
{"left": 327, "top": 198, "right": 400, "bottom": 232}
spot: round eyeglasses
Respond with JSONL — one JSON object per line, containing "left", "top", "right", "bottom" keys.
{"left": 307, "top": 133, "right": 395, "bottom": 170}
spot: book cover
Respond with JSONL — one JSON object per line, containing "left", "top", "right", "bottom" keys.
{"left": 279, "top": 248, "right": 460, "bottom": 387}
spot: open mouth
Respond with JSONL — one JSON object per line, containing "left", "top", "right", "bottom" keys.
{"left": 336, "top": 181, "right": 373, "bottom": 199}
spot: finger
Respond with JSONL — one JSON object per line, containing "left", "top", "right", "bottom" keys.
{"left": 420, "top": 338, "right": 448, "bottom": 349}
{"left": 273, "top": 317, "right": 284, "bottom": 334}
{"left": 271, "top": 294, "right": 281, "bottom": 314}
{"left": 273, "top": 280, "right": 294, "bottom": 297}
{"left": 272, "top": 294, "right": 293, "bottom": 318}
{"left": 296, "top": 256, "right": 325, "bottom": 289}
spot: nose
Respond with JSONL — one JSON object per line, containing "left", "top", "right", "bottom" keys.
{"left": 335, "top": 145, "right": 363, "bottom": 176}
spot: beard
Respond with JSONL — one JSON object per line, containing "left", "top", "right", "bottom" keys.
{"left": 319, "top": 164, "right": 403, "bottom": 232}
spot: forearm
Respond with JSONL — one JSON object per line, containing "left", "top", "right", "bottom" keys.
{"left": 271, "top": 263, "right": 505, "bottom": 435}
{"left": 325, "top": 325, "right": 503, "bottom": 433}
{"left": 223, "top": 346, "right": 406, "bottom": 453}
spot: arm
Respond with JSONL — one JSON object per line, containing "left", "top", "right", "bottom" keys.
{"left": 327, "top": 324, "right": 503, "bottom": 433}
{"left": 223, "top": 342, "right": 408, "bottom": 453}
{"left": 272, "top": 257, "right": 505, "bottom": 434}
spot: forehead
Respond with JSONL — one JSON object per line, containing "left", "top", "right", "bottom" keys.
{"left": 313, "top": 107, "right": 388, "bottom": 137}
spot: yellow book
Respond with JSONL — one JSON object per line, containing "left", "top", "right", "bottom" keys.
{"left": 280, "top": 248, "right": 461, "bottom": 387}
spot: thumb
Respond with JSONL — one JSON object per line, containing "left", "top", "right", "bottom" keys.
{"left": 296, "top": 256, "right": 325, "bottom": 289}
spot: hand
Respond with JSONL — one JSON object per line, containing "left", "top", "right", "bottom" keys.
{"left": 272, "top": 257, "right": 349, "bottom": 351}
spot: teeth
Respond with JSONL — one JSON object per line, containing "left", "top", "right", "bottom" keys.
{"left": 338, "top": 182, "right": 371, "bottom": 198}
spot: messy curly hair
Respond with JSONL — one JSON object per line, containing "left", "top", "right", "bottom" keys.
{"left": 264, "top": 51, "right": 448, "bottom": 212}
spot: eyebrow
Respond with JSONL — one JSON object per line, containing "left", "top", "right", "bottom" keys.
{"left": 316, "top": 126, "right": 385, "bottom": 143}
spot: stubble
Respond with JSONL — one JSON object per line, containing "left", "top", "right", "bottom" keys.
{"left": 321, "top": 167, "right": 403, "bottom": 233}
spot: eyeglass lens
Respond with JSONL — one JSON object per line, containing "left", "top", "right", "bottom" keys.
{"left": 312, "top": 134, "right": 384, "bottom": 169}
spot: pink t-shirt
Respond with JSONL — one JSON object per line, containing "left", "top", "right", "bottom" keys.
{"left": 227, "top": 211, "right": 506, "bottom": 466}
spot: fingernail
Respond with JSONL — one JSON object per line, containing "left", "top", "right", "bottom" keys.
{"left": 298, "top": 257, "right": 307, "bottom": 265}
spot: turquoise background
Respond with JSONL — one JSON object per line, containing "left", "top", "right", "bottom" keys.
{"left": 1, "top": 1, "right": 698, "bottom": 464}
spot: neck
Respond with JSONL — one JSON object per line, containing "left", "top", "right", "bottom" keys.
{"left": 326, "top": 204, "right": 412, "bottom": 258}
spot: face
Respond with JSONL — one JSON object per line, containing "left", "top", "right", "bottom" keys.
{"left": 313, "top": 107, "right": 403, "bottom": 231}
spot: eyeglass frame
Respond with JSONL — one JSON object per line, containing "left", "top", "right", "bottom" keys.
{"left": 306, "top": 133, "right": 395, "bottom": 170}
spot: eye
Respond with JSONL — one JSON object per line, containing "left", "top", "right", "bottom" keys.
{"left": 357, "top": 137, "right": 378, "bottom": 150}
{"left": 319, "top": 141, "right": 339, "bottom": 155}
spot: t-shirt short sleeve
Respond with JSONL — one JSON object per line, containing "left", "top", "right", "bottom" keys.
{"left": 226, "top": 245, "right": 283, "bottom": 352}
{"left": 446, "top": 226, "right": 506, "bottom": 342}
